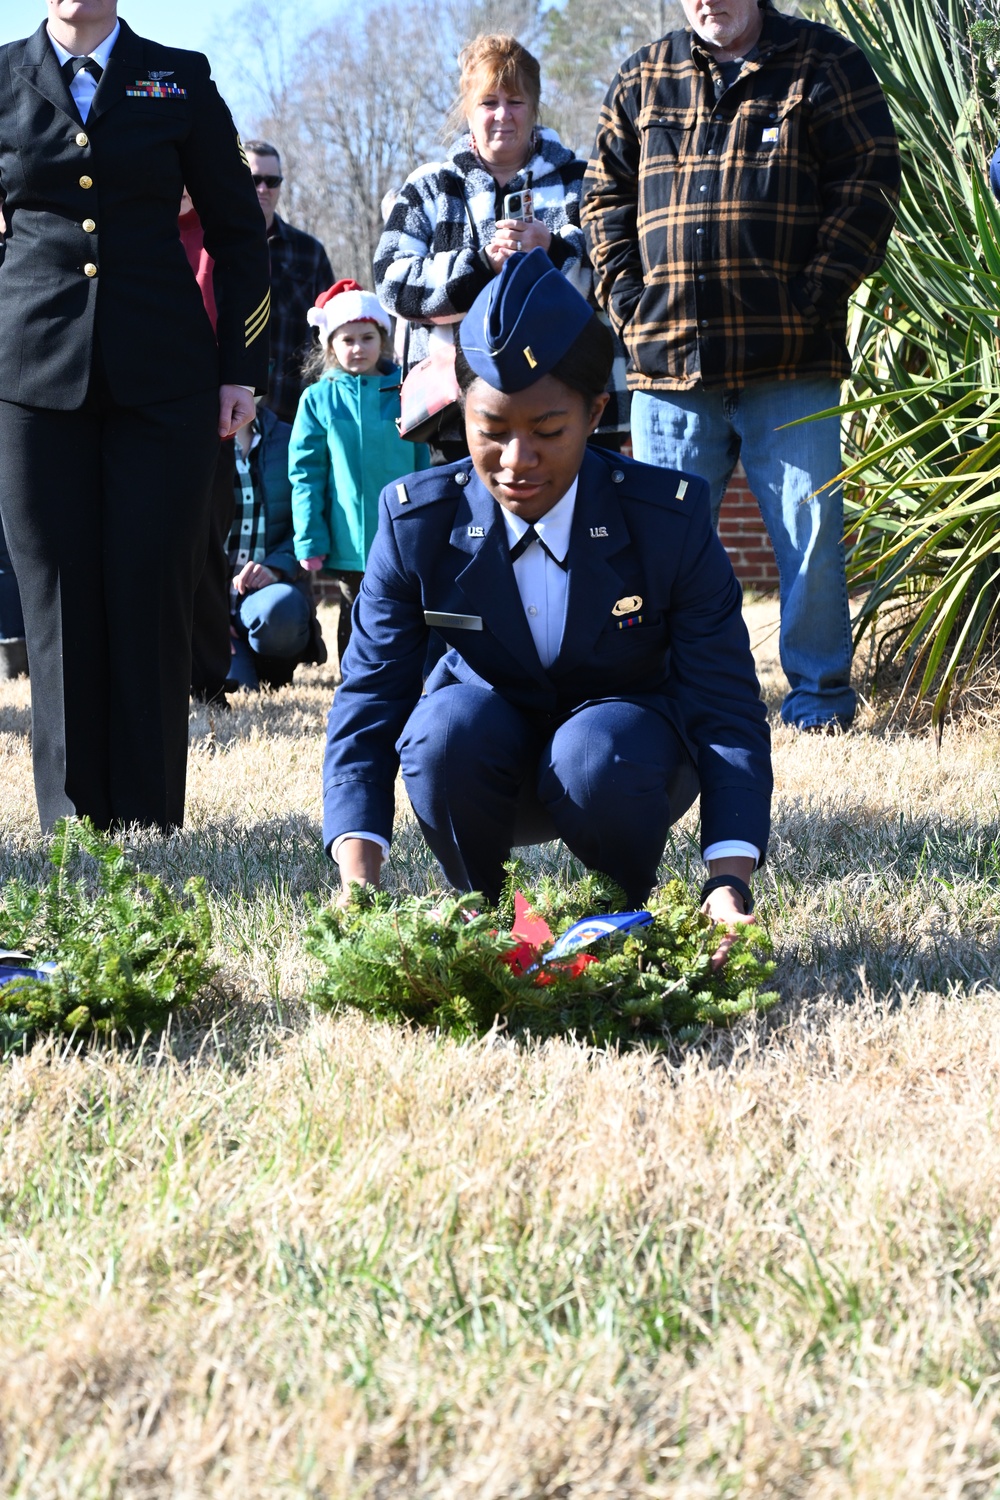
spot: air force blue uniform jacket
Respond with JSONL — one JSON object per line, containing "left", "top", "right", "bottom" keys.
{"left": 323, "top": 446, "right": 772, "bottom": 858}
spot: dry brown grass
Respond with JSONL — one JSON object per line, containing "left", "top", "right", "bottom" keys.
{"left": 1, "top": 600, "right": 999, "bottom": 1497}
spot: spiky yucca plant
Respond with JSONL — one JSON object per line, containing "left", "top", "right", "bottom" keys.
{"left": 825, "top": 0, "right": 1000, "bottom": 726}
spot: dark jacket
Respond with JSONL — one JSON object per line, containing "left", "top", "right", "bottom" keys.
{"left": 0, "top": 19, "right": 270, "bottom": 409}
{"left": 240, "top": 406, "right": 327, "bottom": 665}
{"left": 323, "top": 446, "right": 772, "bottom": 855}
{"left": 249, "top": 406, "right": 300, "bottom": 579}
{"left": 582, "top": 8, "right": 900, "bottom": 389}
{"left": 264, "top": 214, "right": 334, "bottom": 423}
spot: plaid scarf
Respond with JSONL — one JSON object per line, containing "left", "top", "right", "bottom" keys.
{"left": 228, "top": 424, "right": 267, "bottom": 570}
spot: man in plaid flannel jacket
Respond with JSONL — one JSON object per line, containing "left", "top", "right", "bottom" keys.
{"left": 246, "top": 140, "right": 335, "bottom": 425}
{"left": 582, "top": 0, "right": 899, "bottom": 732}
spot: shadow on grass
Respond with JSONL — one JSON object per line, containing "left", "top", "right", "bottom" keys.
{"left": 3, "top": 793, "right": 999, "bottom": 1071}
{"left": 760, "top": 801, "right": 1000, "bottom": 1006}
{"left": 769, "top": 796, "right": 1000, "bottom": 885}
{"left": 0, "top": 703, "right": 32, "bottom": 738}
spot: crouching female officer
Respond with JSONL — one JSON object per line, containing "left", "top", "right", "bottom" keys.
{"left": 323, "top": 249, "right": 772, "bottom": 930}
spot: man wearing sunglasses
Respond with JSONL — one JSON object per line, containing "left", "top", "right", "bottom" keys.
{"left": 246, "top": 140, "right": 334, "bottom": 423}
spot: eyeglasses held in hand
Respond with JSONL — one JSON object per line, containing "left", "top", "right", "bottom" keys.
{"left": 252, "top": 174, "right": 283, "bottom": 189}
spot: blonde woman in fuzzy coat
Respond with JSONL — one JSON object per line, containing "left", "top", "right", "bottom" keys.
{"left": 375, "top": 32, "right": 629, "bottom": 461}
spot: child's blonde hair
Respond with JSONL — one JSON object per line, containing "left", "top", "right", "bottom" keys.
{"left": 303, "top": 324, "right": 393, "bottom": 383}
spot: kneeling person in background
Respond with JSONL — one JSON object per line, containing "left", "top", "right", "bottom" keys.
{"left": 226, "top": 405, "right": 326, "bottom": 691}
{"left": 323, "top": 249, "right": 772, "bottom": 934}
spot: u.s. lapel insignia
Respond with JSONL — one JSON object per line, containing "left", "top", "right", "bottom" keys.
{"left": 468, "top": 525, "right": 485, "bottom": 537}
{"left": 590, "top": 526, "right": 608, "bottom": 538}
{"left": 612, "top": 596, "right": 643, "bottom": 617}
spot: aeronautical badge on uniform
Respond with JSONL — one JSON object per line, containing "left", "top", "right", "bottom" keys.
{"left": 612, "top": 595, "right": 644, "bottom": 628}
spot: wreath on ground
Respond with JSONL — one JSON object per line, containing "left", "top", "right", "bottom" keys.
{"left": 304, "top": 864, "right": 779, "bottom": 1045}
{"left": 0, "top": 818, "right": 217, "bottom": 1050}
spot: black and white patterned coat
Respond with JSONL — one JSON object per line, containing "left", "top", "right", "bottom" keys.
{"left": 375, "top": 128, "right": 629, "bottom": 433}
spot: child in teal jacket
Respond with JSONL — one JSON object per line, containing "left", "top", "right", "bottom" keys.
{"left": 289, "top": 279, "right": 430, "bottom": 667}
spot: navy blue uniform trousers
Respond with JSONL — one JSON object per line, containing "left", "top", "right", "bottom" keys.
{"left": 397, "top": 683, "right": 700, "bottom": 906}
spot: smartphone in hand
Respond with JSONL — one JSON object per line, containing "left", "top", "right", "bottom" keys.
{"left": 502, "top": 189, "right": 534, "bottom": 222}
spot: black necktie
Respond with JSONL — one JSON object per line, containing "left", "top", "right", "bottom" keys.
{"left": 61, "top": 56, "right": 104, "bottom": 84}
{"left": 509, "top": 523, "right": 568, "bottom": 570}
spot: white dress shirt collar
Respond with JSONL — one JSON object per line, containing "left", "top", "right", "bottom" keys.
{"left": 48, "top": 20, "right": 120, "bottom": 122}
{"left": 47, "top": 19, "right": 121, "bottom": 69}
{"left": 498, "top": 477, "right": 579, "bottom": 559}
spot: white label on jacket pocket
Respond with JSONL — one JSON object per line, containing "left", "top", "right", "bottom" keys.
{"left": 424, "top": 611, "right": 483, "bottom": 631}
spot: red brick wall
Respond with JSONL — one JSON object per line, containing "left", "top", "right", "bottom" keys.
{"left": 313, "top": 461, "right": 780, "bottom": 601}
{"left": 717, "top": 466, "right": 779, "bottom": 592}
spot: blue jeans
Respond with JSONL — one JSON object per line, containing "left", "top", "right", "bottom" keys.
{"left": 632, "top": 379, "right": 854, "bottom": 729}
{"left": 229, "top": 582, "right": 311, "bottom": 689}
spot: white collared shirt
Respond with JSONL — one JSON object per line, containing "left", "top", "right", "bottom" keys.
{"left": 47, "top": 20, "right": 120, "bottom": 122}
{"left": 499, "top": 478, "right": 577, "bottom": 670}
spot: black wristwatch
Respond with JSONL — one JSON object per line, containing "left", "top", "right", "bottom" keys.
{"left": 699, "top": 874, "right": 754, "bottom": 914}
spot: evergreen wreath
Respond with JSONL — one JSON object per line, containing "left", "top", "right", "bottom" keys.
{"left": 0, "top": 818, "right": 217, "bottom": 1050}
{"left": 304, "top": 864, "right": 779, "bottom": 1045}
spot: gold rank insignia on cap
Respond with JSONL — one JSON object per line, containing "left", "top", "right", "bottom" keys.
{"left": 612, "top": 596, "right": 643, "bottom": 617}
{"left": 523, "top": 346, "right": 537, "bottom": 369}
{"left": 244, "top": 289, "right": 270, "bottom": 349}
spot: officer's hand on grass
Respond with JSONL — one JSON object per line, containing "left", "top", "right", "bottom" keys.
{"left": 335, "top": 838, "right": 384, "bottom": 908}
{"left": 703, "top": 887, "right": 756, "bottom": 971}
{"left": 234, "top": 561, "right": 277, "bottom": 595}
{"left": 218, "top": 384, "right": 256, "bottom": 439}
{"left": 701, "top": 856, "right": 757, "bottom": 972}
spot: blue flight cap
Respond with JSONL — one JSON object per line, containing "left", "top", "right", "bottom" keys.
{"left": 460, "top": 248, "right": 596, "bottom": 392}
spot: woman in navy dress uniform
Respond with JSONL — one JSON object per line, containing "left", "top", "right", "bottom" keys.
{"left": 0, "top": 0, "right": 270, "bottom": 832}
{"left": 323, "top": 249, "right": 772, "bottom": 929}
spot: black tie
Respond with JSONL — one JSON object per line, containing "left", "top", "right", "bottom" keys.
{"left": 62, "top": 56, "right": 104, "bottom": 84}
{"left": 509, "top": 523, "right": 568, "bottom": 570}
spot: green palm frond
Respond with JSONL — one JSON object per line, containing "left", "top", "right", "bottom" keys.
{"left": 825, "top": 0, "right": 1000, "bottom": 728}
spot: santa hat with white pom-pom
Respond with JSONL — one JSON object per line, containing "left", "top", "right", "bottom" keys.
{"left": 307, "top": 279, "right": 391, "bottom": 345}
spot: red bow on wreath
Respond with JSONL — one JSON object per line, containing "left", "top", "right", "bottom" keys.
{"left": 501, "top": 892, "right": 599, "bottom": 985}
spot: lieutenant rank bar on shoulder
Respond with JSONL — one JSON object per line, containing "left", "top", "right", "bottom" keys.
{"left": 126, "top": 80, "right": 188, "bottom": 98}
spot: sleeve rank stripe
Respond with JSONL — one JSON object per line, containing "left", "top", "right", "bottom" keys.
{"left": 236, "top": 134, "right": 250, "bottom": 170}
{"left": 245, "top": 290, "right": 270, "bottom": 331}
{"left": 245, "top": 300, "right": 270, "bottom": 340}
{"left": 245, "top": 313, "right": 269, "bottom": 349}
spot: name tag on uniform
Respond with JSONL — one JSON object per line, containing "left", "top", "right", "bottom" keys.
{"left": 424, "top": 611, "right": 483, "bottom": 631}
